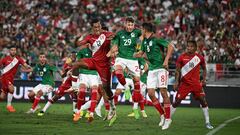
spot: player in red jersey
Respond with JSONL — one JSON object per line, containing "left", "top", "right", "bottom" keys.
{"left": 71, "top": 18, "right": 116, "bottom": 126}
{"left": 172, "top": 40, "right": 214, "bottom": 129}
{"left": 0, "top": 46, "right": 32, "bottom": 112}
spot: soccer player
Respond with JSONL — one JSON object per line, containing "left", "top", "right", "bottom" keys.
{"left": 172, "top": 40, "right": 214, "bottom": 129}
{"left": 71, "top": 18, "right": 116, "bottom": 126}
{"left": 37, "top": 52, "right": 77, "bottom": 116}
{"left": 72, "top": 47, "right": 102, "bottom": 123}
{"left": 26, "top": 53, "right": 59, "bottom": 114}
{"left": 107, "top": 16, "right": 144, "bottom": 117}
{"left": 134, "top": 22, "right": 174, "bottom": 130}
{"left": 0, "top": 45, "right": 32, "bottom": 112}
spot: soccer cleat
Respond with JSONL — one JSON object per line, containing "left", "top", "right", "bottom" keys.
{"left": 80, "top": 110, "right": 85, "bottom": 117}
{"left": 162, "top": 119, "right": 172, "bottom": 130}
{"left": 124, "top": 88, "right": 131, "bottom": 101}
{"left": 133, "top": 109, "right": 140, "bottom": 119}
{"left": 141, "top": 110, "right": 148, "bottom": 118}
{"left": 107, "top": 108, "right": 116, "bottom": 120}
{"left": 6, "top": 105, "right": 16, "bottom": 112}
{"left": 206, "top": 123, "right": 214, "bottom": 129}
{"left": 109, "top": 114, "right": 117, "bottom": 126}
{"left": 85, "top": 111, "right": 90, "bottom": 118}
{"left": 103, "top": 110, "right": 109, "bottom": 121}
{"left": 26, "top": 109, "right": 34, "bottom": 114}
{"left": 37, "top": 111, "right": 45, "bottom": 116}
{"left": 95, "top": 108, "right": 102, "bottom": 117}
{"left": 87, "top": 113, "right": 94, "bottom": 123}
{"left": 159, "top": 115, "right": 165, "bottom": 127}
{"left": 127, "top": 112, "right": 135, "bottom": 117}
{"left": 73, "top": 113, "right": 81, "bottom": 122}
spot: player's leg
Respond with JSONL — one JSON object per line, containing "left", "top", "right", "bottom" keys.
{"left": 38, "top": 85, "right": 68, "bottom": 116}
{"left": 27, "top": 89, "right": 43, "bottom": 114}
{"left": 73, "top": 83, "right": 87, "bottom": 122}
{"left": 194, "top": 89, "right": 214, "bottom": 129}
{"left": 147, "top": 70, "right": 165, "bottom": 126}
{"left": 6, "top": 82, "right": 16, "bottom": 112}
{"left": 139, "top": 82, "right": 147, "bottom": 117}
{"left": 114, "top": 58, "right": 128, "bottom": 89}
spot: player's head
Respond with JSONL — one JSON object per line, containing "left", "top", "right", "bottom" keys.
{"left": 39, "top": 53, "right": 47, "bottom": 64}
{"left": 91, "top": 18, "right": 102, "bottom": 35}
{"left": 8, "top": 45, "right": 17, "bottom": 57}
{"left": 141, "top": 22, "right": 155, "bottom": 36}
{"left": 70, "top": 51, "right": 77, "bottom": 61}
{"left": 186, "top": 40, "right": 197, "bottom": 54}
{"left": 124, "top": 16, "right": 135, "bottom": 32}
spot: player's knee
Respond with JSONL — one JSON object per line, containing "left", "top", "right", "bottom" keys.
{"left": 36, "top": 90, "right": 43, "bottom": 97}
{"left": 28, "top": 91, "right": 35, "bottom": 98}
{"left": 115, "top": 89, "right": 122, "bottom": 95}
{"left": 8, "top": 85, "right": 14, "bottom": 93}
{"left": 79, "top": 84, "right": 87, "bottom": 91}
{"left": 72, "top": 68, "right": 79, "bottom": 76}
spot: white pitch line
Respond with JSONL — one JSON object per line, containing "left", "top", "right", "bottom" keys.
{"left": 206, "top": 116, "right": 240, "bottom": 135}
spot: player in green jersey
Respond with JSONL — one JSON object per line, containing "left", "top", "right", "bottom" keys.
{"left": 134, "top": 22, "right": 174, "bottom": 130}
{"left": 27, "top": 53, "right": 59, "bottom": 114}
{"left": 107, "top": 17, "right": 144, "bottom": 118}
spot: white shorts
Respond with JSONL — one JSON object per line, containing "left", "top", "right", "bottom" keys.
{"left": 116, "top": 78, "right": 134, "bottom": 90}
{"left": 33, "top": 84, "right": 53, "bottom": 95}
{"left": 114, "top": 57, "right": 140, "bottom": 77}
{"left": 78, "top": 74, "right": 101, "bottom": 88}
{"left": 147, "top": 68, "right": 169, "bottom": 89}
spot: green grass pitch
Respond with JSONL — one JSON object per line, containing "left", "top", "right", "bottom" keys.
{"left": 0, "top": 102, "right": 239, "bottom": 135}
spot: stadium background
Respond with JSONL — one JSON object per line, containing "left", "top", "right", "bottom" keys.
{"left": 0, "top": 0, "right": 240, "bottom": 135}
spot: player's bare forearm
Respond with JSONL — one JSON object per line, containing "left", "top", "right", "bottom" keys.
{"left": 173, "top": 66, "right": 181, "bottom": 91}
{"left": 107, "top": 45, "right": 118, "bottom": 57}
{"left": 22, "top": 64, "right": 33, "bottom": 72}
{"left": 163, "top": 44, "right": 174, "bottom": 66}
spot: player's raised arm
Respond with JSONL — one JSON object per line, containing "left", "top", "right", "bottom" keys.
{"left": 106, "top": 33, "right": 119, "bottom": 57}
{"left": 162, "top": 41, "right": 174, "bottom": 70}
{"left": 173, "top": 64, "right": 181, "bottom": 91}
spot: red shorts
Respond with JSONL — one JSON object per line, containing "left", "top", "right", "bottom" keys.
{"left": 176, "top": 82, "right": 205, "bottom": 100}
{"left": 82, "top": 58, "right": 111, "bottom": 86}
{"left": 55, "top": 77, "right": 72, "bottom": 97}
{"left": 0, "top": 76, "right": 14, "bottom": 94}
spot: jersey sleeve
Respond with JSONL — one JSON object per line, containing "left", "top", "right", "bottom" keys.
{"left": 135, "top": 29, "right": 142, "bottom": 37}
{"left": 48, "top": 65, "right": 58, "bottom": 72}
{"left": 199, "top": 55, "right": 206, "bottom": 68}
{"left": 157, "top": 38, "right": 170, "bottom": 48}
{"left": 18, "top": 57, "right": 26, "bottom": 65}
{"left": 176, "top": 55, "right": 183, "bottom": 68}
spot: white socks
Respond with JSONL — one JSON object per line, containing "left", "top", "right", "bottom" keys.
{"left": 42, "top": 101, "right": 52, "bottom": 112}
{"left": 202, "top": 107, "right": 210, "bottom": 123}
{"left": 133, "top": 102, "right": 138, "bottom": 110}
{"left": 170, "top": 105, "right": 176, "bottom": 117}
{"left": 81, "top": 101, "right": 91, "bottom": 110}
{"left": 7, "top": 93, "right": 13, "bottom": 106}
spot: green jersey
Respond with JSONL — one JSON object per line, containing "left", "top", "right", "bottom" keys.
{"left": 33, "top": 63, "right": 58, "bottom": 87}
{"left": 141, "top": 37, "right": 170, "bottom": 70}
{"left": 112, "top": 29, "right": 141, "bottom": 60}
{"left": 76, "top": 48, "right": 98, "bottom": 75}
{"left": 138, "top": 58, "right": 147, "bottom": 84}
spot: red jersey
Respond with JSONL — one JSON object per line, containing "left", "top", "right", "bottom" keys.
{"left": 176, "top": 53, "right": 205, "bottom": 85}
{"left": 0, "top": 56, "right": 25, "bottom": 79}
{"left": 83, "top": 31, "right": 113, "bottom": 67}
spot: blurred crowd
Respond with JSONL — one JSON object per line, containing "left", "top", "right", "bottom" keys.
{"left": 0, "top": 0, "right": 240, "bottom": 74}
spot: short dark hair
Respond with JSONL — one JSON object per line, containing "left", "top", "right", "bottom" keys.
{"left": 90, "top": 18, "right": 100, "bottom": 26}
{"left": 8, "top": 45, "right": 16, "bottom": 49}
{"left": 142, "top": 22, "right": 155, "bottom": 32}
{"left": 125, "top": 16, "right": 135, "bottom": 23}
{"left": 39, "top": 52, "right": 46, "bottom": 56}
{"left": 187, "top": 40, "right": 197, "bottom": 48}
